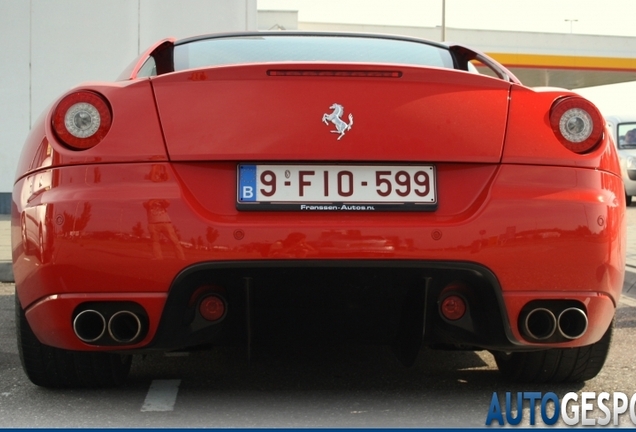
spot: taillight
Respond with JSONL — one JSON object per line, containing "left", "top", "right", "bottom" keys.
{"left": 549, "top": 96, "right": 603, "bottom": 154}
{"left": 51, "top": 91, "right": 112, "bottom": 150}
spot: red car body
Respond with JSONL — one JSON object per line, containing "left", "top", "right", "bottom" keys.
{"left": 12, "top": 32, "right": 625, "bottom": 387}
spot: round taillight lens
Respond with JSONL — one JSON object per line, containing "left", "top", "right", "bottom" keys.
{"left": 549, "top": 97, "right": 603, "bottom": 154}
{"left": 52, "top": 91, "right": 112, "bottom": 150}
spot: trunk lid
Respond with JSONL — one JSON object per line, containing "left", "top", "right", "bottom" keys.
{"left": 150, "top": 63, "right": 511, "bottom": 163}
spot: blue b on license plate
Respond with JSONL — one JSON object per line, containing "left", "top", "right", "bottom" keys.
{"left": 237, "top": 164, "right": 437, "bottom": 211}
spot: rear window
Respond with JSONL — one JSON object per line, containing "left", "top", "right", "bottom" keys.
{"left": 173, "top": 35, "right": 455, "bottom": 71}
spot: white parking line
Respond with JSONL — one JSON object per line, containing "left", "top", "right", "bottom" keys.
{"left": 141, "top": 379, "right": 181, "bottom": 412}
{"left": 620, "top": 295, "right": 636, "bottom": 308}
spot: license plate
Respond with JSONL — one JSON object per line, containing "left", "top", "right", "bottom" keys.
{"left": 237, "top": 164, "right": 437, "bottom": 211}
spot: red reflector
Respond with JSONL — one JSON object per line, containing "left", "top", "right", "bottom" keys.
{"left": 268, "top": 70, "right": 402, "bottom": 78}
{"left": 199, "top": 295, "right": 226, "bottom": 322}
{"left": 440, "top": 295, "right": 466, "bottom": 321}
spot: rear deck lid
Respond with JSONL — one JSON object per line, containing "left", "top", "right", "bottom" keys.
{"left": 150, "top": 35, "right": 511, "bottom": 163}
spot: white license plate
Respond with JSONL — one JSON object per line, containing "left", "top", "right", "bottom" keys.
{"left": 237, "top": 164, "right": 437, "bottom": 211}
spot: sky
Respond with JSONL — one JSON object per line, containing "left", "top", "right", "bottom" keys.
{"left": 257, "top": 0, "right": 636, "bottom": 114}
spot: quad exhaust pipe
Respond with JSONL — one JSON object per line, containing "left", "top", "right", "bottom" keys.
{"left": 522, "top": 308, "right": 557, "bottom": 340}
{"left": 557, "top": 307, "right": 588, "bottom": 340}
{"left": 521, "top": 306, "right": 588, "bottom": 341}
{"left": 73, "top": 309, "right": 143, "bottom": 344}
{"left": 73, "top": 310, "right": 106, "bottom": 343}
{"left": 108, "top": 311, "right": 142, "bottom": 344}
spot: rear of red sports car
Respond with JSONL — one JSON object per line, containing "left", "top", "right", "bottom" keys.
{"left": 12, "top": 33, "right": 625, "bottom": 387}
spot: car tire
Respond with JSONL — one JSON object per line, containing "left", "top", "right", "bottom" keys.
{"left": 15, "top": 291, "right": 132, "bottom": 388}
{"left": 626, "top": 193, "right": 632, "bottom": 206}
{"left": 492, "top": 319, "right": 613, "bottom": 383}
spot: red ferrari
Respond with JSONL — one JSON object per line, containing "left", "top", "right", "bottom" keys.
{"left": 12, "top": 32, "right": 625, "bottom": 387}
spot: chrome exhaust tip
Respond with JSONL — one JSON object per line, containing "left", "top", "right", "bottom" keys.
{"left": 557, "top": 307, "right": 588, "bottom": 340}
{"left": 523, "top": 308, "right": 557, "bottom": 341}
{"left": 108, "top": 311, "right": 142, "bottom": 344}
{"left": 73, "top": 310, "right": 106, "bottom": 343}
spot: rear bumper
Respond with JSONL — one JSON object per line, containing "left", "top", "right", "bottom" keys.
{"left": 12, "top": 161, "right": 625, "bottom": 352}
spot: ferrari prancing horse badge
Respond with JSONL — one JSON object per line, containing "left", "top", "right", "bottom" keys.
{"left": 322, "top": 103, "right": 353, "bottom": 140}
